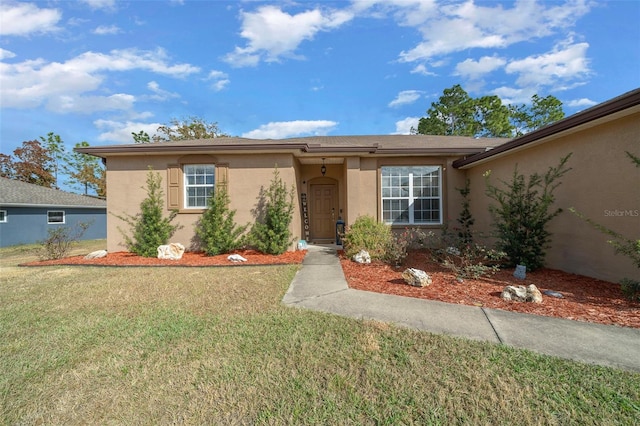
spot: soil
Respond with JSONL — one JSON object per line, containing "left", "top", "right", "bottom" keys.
{"left": 340, "top": 250, "right": 640, "bottom": 329}
{"left": 23, "top": 249, "right": 639, "bottom": 329}
{"left": 23, "top": 250, "right": 306, "bottom": 267}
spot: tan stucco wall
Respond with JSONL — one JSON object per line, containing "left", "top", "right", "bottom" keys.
{"left": 105, "top": 153, "right": 300, "bottom": 253}
{"left": 465, "top": 112, "right": 640, "bottom": 282}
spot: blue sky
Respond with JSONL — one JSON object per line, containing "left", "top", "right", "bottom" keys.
{"left": 1, "top": 0, "right": 639, "bottom": 155}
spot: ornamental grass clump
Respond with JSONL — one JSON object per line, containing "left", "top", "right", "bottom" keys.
{"left": 114, "top": 168, "right": 181, "bottom": 257}
{"left": 484, "top": 153, "right": 572, "bottom": 271}
{"left": 195, "top": 185, "right": 248, "bottom": 255}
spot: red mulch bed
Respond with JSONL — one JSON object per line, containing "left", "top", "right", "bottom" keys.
{"left": 22, "top": 250, "right": 306, "bottom": 267}
{"left": 341, "top": 250, "right": 640, "bottom": 329}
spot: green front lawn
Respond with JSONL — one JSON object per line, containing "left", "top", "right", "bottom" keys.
{"left": 1, "top": 242, "right": 638, "bottom": 424}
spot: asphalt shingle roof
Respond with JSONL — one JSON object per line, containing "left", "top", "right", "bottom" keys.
{"left": 0, "top": 177, "right": 106, "bottom": 208}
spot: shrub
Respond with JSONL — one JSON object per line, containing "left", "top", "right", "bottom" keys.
{"left": 195, "top": 185, "right": 248, "bottom": 255}
{"left": 456, "top": 179, "right": 474, "bottom": 246}
{"left": 383, "top": 227, "right": 432, "bottom": 266}
{"left": 342, "top": 215, "right": 392, "bottom": 260}
{"left": 620, "top": 279, "right": 640, "bottom": 302}
{"left": 114, "top": 168, "right": 181, "bottom": 257}
{"left": 484, "top": 153, "right": 572, "bottom": 271}
{"left": 38, "top": 222, "right": 91, "bottom": 260}
{"left": 249, "top": 167, "right": 295, "bottom": 255}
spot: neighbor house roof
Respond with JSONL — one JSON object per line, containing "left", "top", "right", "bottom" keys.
{"left": 0, "top": 177, "right": 106, "bottom": 208}
{"left": 452, "top": 88, "right": 640, "bottom": 169}
{"left": 76, "top": 135, "right": 509, "bottom": 158}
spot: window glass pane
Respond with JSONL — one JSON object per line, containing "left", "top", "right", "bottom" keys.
{"left": 0, "top": 211, "right": 6, "bottom": 223}
{"left": 184, "top": 164, "right": 215, "bottom": 208}
{"left": 381, "top": 165, "right": 441, "bottom": 225}
{"left": 48, "top": 211, "right": 64, "bottom": 224}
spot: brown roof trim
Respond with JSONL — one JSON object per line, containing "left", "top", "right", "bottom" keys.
{"left": 452, "top": 88, "right": 640, "bottom": 169}
{"left": 76, "top": 142, "right": 310, "bottom": 156}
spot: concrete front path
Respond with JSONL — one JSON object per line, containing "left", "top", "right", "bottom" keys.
{"left": 283, "top": 245, "right": 640, "bottom": 373}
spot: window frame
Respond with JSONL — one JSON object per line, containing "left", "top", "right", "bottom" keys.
{"left": 47, "top": 210, "right": 66, "bottom": 224}
{"left": 381, "top": 165, "right": 443, "bottom": 226}
{"left": 182, "top": 164, "right": 216, "bottom": 209}
{"left": 0, "top": 210, "right": 6, "bottom": 223}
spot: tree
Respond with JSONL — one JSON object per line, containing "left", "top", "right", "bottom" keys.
{"left": 416, "top": 85, "right": 565, "bottom": 138}
{"left": 132, "top": 130, "right": 152, "bottom": 144}
{"left": 152, "top": 116, "right": 227, "bottom": 142}
{"left": 114, "top": 168, "right": 181, "bottom": 257}
{"left": 40, "top": 132, "right": 66, "bottom": 188}
{"left": 417, "top": 85, "right": 477, "bottom": 136}
{"left": 484, "top": 153, "right": 572, "bottom": 271}
{"left": 10, "top": 140, "right": 55, "bottom": 187}
{"left": 195, "top": 185, "right": 248, "bottom": 255}
{"left": 249, "top": 167, "right": 295, "bottom": 255}
{"left": 65, "top": 141, "right": 105, "bottom": 196}
{"left": 0, "top": 154, "right": 14, "bottom": 178}
{"left": 509, "top": 94, "right": 565, "bottom": 136}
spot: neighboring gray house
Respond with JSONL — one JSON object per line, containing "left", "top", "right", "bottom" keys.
{"left": 0, "top": 177, "right": 106, "bottom": 247}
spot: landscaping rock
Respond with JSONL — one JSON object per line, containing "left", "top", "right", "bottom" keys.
{"left": 227, "top": 254, "right": 247, "bottom": 262}
{"left": 402, "top": 268, "right": 432, "bottom": 287}
{"left": 543, "top": 290, "right": 564, "bottom": 298}
{"left": 157, "top": 243, "right": 185, "bottom": 260}
{"left": 514, "top": 264, "right": 527, "bottom": 280}
{"left": 501, "top": 284, "right": 543, "bottom": 303}
{"left": 353, "top": 250, "right": 371, "bottom": 264}
{"left": 84, "top": 249, "right": 107, "bottom": 259}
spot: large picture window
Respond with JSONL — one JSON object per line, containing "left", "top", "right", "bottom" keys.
{"left": 381, "top": 166, "right": 442, "bottom": 225}
{"left": 184, "top": 164, "right": 215, "bottom": 208}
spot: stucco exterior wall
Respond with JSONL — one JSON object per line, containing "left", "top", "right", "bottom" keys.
{"left": 465, "top": 112, "right": 640, "bottom": 282}
{"left": 105, "top": 154, "right": 300, "bottom": 253}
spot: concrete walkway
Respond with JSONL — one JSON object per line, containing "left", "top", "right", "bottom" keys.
{"left": 283, "top": 245, "right": 640, "bottom": 373}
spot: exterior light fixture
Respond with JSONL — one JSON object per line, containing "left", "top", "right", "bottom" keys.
{"left": 321, "top": 158, "right": 326, "bottom": 176}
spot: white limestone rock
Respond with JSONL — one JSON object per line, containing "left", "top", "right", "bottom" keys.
{"left": 352, "top": 250, "right": 371, "bottom": 264}
{"left": 501, "top": 284, "right": 543, "bottom": 303}
{"left": 84, "top": 249, "right": 107, "bottom": 259}
{"left": 402, "top": 268, "right": 432, "bottom": 287}
{"left": 227, "top": 254, "right": 247, "bottom": 262}
{"left": 157, "top": 243, "right": 185, "bottom": 260}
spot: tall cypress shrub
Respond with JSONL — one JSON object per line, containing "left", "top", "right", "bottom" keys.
{"left": 195, "top": 184, "right": 247, "bottom": 255}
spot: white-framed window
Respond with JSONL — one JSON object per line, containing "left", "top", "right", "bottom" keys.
{"left": 47, "top": 210, "right": 65, "bottom": 224}
{"left": 0, "top": 210, "right": 6, "bottom": 223}
{"left": 381, "top": 166, "right": 442, "bottom": 225}
{"left": 184, "top": 164, "right": 215, "bottom": 208}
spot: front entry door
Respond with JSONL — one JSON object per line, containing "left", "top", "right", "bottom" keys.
{"left": 310, "top": 184, "right": 337, "bottom": 241}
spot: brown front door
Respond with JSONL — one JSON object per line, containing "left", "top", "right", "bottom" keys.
{"left": 310, "top": 184, "right": 337, "bottom": 241}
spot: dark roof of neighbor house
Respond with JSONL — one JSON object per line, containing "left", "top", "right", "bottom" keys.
{"left": 0, "top": 177, "right": 106, "bottom": 208}
{"left": 76, "top": 134, "right": 509, "bottom": 158}
{"left": 452, "top": 87, "right": 640, "bottom": 169}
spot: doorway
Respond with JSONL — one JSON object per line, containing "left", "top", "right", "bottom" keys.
{"left": 310, "top": 183, "right": 337, "bottom": 242}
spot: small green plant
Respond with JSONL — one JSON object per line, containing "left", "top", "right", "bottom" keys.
{"left": 484, "top": 153, "right": 572, "bottom": 271}
{"left": 114, "top": 168, "right": 181, "bottom": 257}
{"left": 383, "top": 228, "right": 432, "bottom": 266}
{"left": 195, "top": 184, "right": 247, "bottom": 255}
{"left": 342, "top": 215, "right": 393, "bottom": 260}
{"left": 249, "top": 167, "right": 296, "bottom": 255}
{"left": 620, "top": 279, "right": 640, "bottom": 302}
{"left": 456, "top": 179, "right": 474, "bottom": 246}
{"left": 38, "top": 222, "right": 91, "bottom": 260}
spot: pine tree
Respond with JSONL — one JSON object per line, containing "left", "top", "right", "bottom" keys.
{"left": 195, "top": 185, "right": 247, "bottom": 255}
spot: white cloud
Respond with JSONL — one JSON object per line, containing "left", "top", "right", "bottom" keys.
{"left": 146, "top": 81, "right": 179, "bottom": 101}
{"left": 224, "top": 5, "right": 354, "bottom": 67}
{"left": 505, "top": 40, "right": 590, "bottom": 88}
{"left": 388, "top": 90, "right": 422, "bottom": 108}
{"left": 0, "top": 2, "right": 61, "bottom": 36}
{"left": 55, "top": 93, "right": 135, "bottom": 114}
{"left": 393, "top": 117, "right": 420, "bottom": 135}
{"left": 567, "top": 98, "right": 597, "bottom": 108}
{"left": 410, "top": 64, "right": 436, "bottom": 76}
{"left": 93, "top": 25, "right": 122, "bottom": 35}
{"left": 0, "top": 48, "right": 199, "bottom": 111}
{"left": 454, "top": 55, "right": 506, "bottom": 79}
{"left": 80, "top": 0, "right": 116, "bottom": 11}
{"left": 95, "top": 119, "right": 163, "bottom": 144}
{"left": 0, "top": 48, "right": 16, "bottom": 60}
{"left": 386, "top": 0, "right": 592, "bottom": 64}
{"left": 207, "top": 70, "right": 230, "bottom": 91}
{"left": 242, "top": 120, "right": 338, "bottom": 139}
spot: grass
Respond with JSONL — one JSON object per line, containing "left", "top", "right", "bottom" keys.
{"left": 1, "top": 241, "right": 639, "bottom": 424}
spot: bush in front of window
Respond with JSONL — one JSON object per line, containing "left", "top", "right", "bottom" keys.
{"left": 484, "top": 153, "right": 572, "bottom": 271}
{"left": 114, "top": 168, "right": 182, "bottom": 257}
{"left": 342, "top": 215, "right": 393, "bottom": 261}
{"left": 195, "top": 185, "right": 248, "bottom": 255}
{"left": 248, "top": 167, "right": 295, "bottom": 255}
